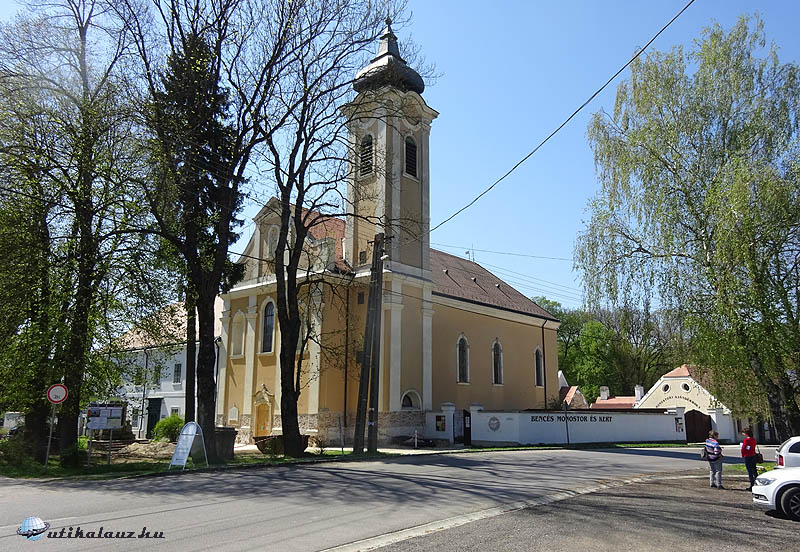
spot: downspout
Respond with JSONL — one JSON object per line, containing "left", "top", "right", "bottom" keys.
{"left": 541, "top": 322, "right": 547, "bottom": 408}
{"left": 140, "top": 348, "right": 149, "bottom": 440}
{"left": 214, "top": 336, "right": 222, "bottom": 420}
{"left": 344, "top": 286, "right": 350, "bottom": 427}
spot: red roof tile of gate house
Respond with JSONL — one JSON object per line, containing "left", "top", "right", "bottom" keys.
{"left": 590, "top": 396, "right": 637, "bottom": 409}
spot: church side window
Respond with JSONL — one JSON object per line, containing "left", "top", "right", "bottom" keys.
{"left": 405, "top": 136, "right": 417, "bottom": 177}
{"left": 457, "top": 335, "right": 469, "bottom": 383}
{"left": 360, "top": 135, "right": 373, "bottom": 176}
{"left": 492, "top": 340, "right": 503, "bottom": 385}
{"left": 534, "top": 348, "right": 544, "bottom": 387}
{"left": 262, "top": 301, "right": 275, "bottom": 353}
{"left": 231, "top": 313, "right": 245, "bottom": 356}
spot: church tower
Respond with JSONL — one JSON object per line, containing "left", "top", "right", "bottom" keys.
{"left": 344, "top": 18, "right": 438, "bottom": 273}
{"left": 344, "top": 19, "right": 438, "bottom": 412}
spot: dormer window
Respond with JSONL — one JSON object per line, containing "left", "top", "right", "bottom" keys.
{"left": 359, "top": 135, "right": 373, "bottom": 176}
{"left": 405, "top": 136, "right": 417, "bottom": 177}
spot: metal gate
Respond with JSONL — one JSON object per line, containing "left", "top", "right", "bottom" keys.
{"left": 684, "top": 409, "right": 712, "bottom": 443}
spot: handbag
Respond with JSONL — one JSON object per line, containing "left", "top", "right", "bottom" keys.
{"left": 754, "top": 446, "right": 764, "bottom": 464}
{"left": 700, "top": 447, "right": 708, "bottom": 460}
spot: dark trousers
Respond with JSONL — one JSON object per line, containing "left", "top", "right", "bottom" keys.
{"left": 744, "top": 455, "right": 758, "bottom": 487}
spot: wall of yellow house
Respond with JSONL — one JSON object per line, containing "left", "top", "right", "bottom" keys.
{"left": 431, "top": 301, "right": 558, "bottom": 411}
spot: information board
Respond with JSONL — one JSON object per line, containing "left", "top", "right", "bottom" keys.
{"left": 169, "top": 422, "right": 208, "bottom": 470}
{"left": 86, "top": 405, "right": 123, "bottom": 430}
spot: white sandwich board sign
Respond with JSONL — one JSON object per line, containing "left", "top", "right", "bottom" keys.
{"left": 168, "top": 422, "right": 209, "bottom": 471}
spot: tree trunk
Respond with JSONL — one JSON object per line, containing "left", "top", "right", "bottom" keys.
{"left": 280, "top": 340, "right": 304, "bottom": 457}
{"left": 196, "top": 288, "right": 218, "bottom": 462}
{"left": 185, "top": 287, "right": 196, "bottom": 422}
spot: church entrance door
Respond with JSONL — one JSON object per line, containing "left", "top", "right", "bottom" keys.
{"left": 254, "top": 403, "right": 271, "bottom": 437}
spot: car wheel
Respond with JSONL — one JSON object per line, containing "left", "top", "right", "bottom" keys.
{"left": 780, "top": 487, "right": 800, "bottom": 521}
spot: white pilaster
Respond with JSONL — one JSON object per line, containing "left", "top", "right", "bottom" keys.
{"left": 421, "top": 123, "right": 431, "bottom": 272}
{"left": 306, "top": 293, "right": 324, "bottom": 415}
{"left": 389, "top": 278, "right": 404, "bottom": 411}
{"left": 242, "top": 296, "right": 258, "bottom": 417}
{"left": 215, "top": 304, "right": 231, "bottom": 419}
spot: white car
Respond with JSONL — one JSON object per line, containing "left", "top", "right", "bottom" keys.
{"left": 775, "top": 436, "right": 800, "bottom": 468}
{"left": 752, "top": 466, "right": 800, "bottom": 521}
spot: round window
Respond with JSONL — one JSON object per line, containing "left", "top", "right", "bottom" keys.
{"left": 681, "top": 383, "right": 691, "bottom": 392}
{"left": 662, "top": 384, "right": 670, "bottom": 393}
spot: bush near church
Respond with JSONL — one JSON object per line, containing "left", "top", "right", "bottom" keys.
{"left": 152, "top": 415, "right": 184, "bottom": 442}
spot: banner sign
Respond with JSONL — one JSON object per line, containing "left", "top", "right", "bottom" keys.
{"left": 169, "top": 422, "right": 208, "bottom": 471}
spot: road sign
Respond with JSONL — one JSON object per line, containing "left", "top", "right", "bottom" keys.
{"left": 46, "top": 384, "right": 67, "bottom": 404}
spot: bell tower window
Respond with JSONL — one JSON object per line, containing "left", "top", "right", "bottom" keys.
{"left": 359, "top": 135, "right": 373, "bottom": 176}
{"left": 405, "top": 136, "right": 417, "bottom": 178}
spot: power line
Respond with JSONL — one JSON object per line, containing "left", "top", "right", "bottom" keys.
{"left": 431, "top": 242, "right": 572, "bottom": 262}
{"left": 424, "top": 0, "right": 696, "bottom": 237}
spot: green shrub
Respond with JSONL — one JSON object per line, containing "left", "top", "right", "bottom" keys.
{"left": 152, "top": 415, "right": 185, "bottom": 442}
{"left": 59, "top": 445, "right": 87, "bottom": 468}
{"left": 0, "top": 436, "right": 38, "bottom": 469}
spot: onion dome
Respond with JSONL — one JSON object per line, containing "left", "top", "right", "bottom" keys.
{"left": 353, "top": 17, "right": 425, "bottom": 95}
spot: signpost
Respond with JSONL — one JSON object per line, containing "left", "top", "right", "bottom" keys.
{"left": 85, "top": 403, "right": 124, "bottom": 466}
{"left": 168, "top": 422, "right": 208, "bottom": 471}
{"left": 44, "top": 384, "right": 68, "bottom": 470}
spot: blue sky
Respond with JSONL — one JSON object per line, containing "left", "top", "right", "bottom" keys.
{"left": 3, "top": 1, "right": 799, "bottom": 310}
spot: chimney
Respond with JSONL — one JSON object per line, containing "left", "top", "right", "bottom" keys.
{"left": 599, "top": 386, "right": 610, "bottom": 401}
{"left": 635, "top": 384, "right": 644, "bottom": 401}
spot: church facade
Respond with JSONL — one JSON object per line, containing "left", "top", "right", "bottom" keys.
{"left": 214, "top": 20, "right": 560, "bottom": 444}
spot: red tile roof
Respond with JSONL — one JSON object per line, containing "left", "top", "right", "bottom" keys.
{"left": 429, "top": 249, "right": 557, "bottom": 320}
{"left": 590, "top": 396, "right": 637, "bottom": 409}
{"left": 662, "top": 364, "right": 697, "bottom": 379}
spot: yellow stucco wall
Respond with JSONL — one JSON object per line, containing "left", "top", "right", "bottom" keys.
{"left": 430, "top": 301, "right": 557, "bottom": 411}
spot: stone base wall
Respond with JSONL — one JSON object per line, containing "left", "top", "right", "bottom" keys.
{"left": 222, "top": 410, "right": 426, "bottom": 445}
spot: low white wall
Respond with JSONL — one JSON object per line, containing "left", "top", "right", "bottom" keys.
{"left": 471, "top": 409, "right": 687, "bottom": 445}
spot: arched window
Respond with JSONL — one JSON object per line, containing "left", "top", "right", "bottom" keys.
{"left": 262, "top": 302, "right": 275, "bottom": 353}
{"left": 359, "top": 135, "right": 373, "bottom": 176}
{"left": 457, "top": 334, "right": 469, "bottom": 383}
{"left": 534, "top": 348, "right": 544, "bottom": 387}
{"left": 231, "top": 313, "right": 245, "bottom": 356}
{"left": 405, "top": 136, "right": 417, "bottom": 177}
{"left": 401, "top": 390, "right": 421, "bottom": 410}
{"left": 492, "top": 339, "right": 503, "bottom": 384}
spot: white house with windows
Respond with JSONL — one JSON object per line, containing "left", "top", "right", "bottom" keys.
{"left": 116, "top": 298, "right": 223, "bottom": 439}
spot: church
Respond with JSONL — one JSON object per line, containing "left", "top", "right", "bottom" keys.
{"left": 214, "top": 20, "right": 560, "bottom": 444}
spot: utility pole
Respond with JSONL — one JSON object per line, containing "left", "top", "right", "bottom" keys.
{"left": 352, "top": 233, "right": 385, "bottom": 453}
{"left": 367, "top": 233, "right": 386, "bottom": 453}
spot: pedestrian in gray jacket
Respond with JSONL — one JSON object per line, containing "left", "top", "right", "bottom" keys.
{"left": 705, "top": 431, "right": 724, "bottom": 489}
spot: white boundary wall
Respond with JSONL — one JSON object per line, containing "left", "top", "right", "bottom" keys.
{"left": 469, "top": 408, "right": 687, "bottom": 446}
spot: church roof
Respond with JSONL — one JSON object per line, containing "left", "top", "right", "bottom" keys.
{"left": 430, "top": 249, "right": 557, "bottom": 321}
{"left": 353, "top": 17, "right": 425, "bottom": 95}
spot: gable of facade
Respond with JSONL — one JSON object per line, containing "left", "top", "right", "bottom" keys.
{"left": 635, "top": 365, "right": 730, "bottom": 414}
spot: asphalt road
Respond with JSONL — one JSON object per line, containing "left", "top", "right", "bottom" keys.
{"left": 0, "top": 446, "right": 778, "bottom": 552}
{"left": 376, "top": 472, "right": 799, "bottom": 552}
